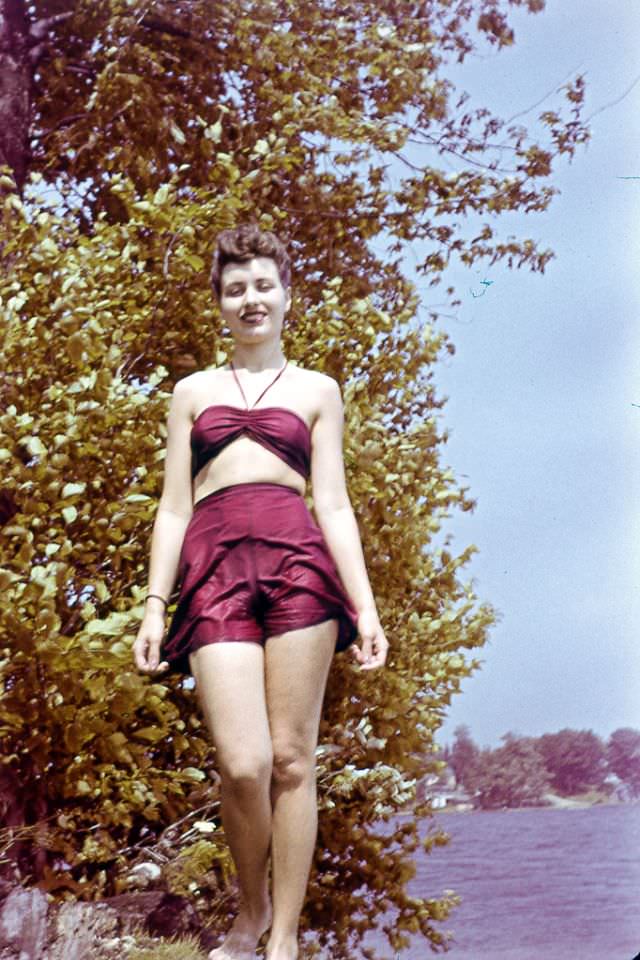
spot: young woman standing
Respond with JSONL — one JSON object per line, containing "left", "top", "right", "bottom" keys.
{"left": 134, "top": 225, "right": 388, "bottom": 960}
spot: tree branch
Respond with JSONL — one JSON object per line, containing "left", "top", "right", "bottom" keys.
{"left": 140, "top": 15, "right": 192, "bottom": 40}
{"left": 27, "top": 11, "right": 74, "bottom": 45}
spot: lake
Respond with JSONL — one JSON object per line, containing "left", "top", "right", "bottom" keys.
{"left": 361, "top": 804, "right": 640, "bottom": 959}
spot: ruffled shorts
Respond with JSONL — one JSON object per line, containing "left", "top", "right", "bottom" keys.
{"left": 160, "top": 482, "right": 358, "bottom": 674}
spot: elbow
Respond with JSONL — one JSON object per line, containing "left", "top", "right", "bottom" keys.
{"left": 157, "top": 497, "right": 193, "bottom": 521}
{"left": 314, "top": 496, "right": 352, "bottom": 525}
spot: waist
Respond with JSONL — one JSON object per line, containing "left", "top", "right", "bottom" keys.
{"left": 193, "top": 481, "right": 304, "bottom": 512}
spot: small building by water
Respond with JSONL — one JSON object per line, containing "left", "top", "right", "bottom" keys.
{"left": 416, "top": 765, "right": 474, "bottom": 810}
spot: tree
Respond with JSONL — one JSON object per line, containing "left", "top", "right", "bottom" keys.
{"left": 449, "top": 725, "right": 479, "bottom": 790}
{"left": 0, "top": 1, "right": 588, "bottom": 955}
{"left": 538, "top": 729, "right": 608, "bottom": 796}
{"left": 607, "top": 728, "right": 640, "bottom": 798}
{"left": 466, "top": 736, "right": 550, "bottom": 809}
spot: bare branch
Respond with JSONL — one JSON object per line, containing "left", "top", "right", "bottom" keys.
{"left": 27, "top": 11, "right": 73, "bottom": 45}
{"left": 586, "top": 72, "right": 640, "bottom": 123}
{"left": 504, "top": 65, "right": 585, "bottom": 125}
{"left": 141, "top": 15, "right": 192, "bottom": 40}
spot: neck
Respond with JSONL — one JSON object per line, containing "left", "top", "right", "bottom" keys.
{"left": 230, "top": 341, "right": 286, "bottom": 373}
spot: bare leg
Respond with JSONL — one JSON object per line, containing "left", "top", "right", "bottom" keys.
{"left": 190, "top": 641, "right": 274, "bottom": 960}
{"left": 263, "top": 620, "right": 338, "bottom": 960}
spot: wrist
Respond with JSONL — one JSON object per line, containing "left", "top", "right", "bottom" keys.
{"left": 357, "top": 606, "right": 379, "bottom": 620}
{"left": 145, "top": 605, "right": 167, "bottom": 618}
{"left": 145, "top": 593, "right": 168, "bottom": 615}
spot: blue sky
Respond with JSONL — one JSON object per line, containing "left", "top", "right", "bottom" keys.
{"left": 406, "top": 0, "right": 640, "bottom": 747}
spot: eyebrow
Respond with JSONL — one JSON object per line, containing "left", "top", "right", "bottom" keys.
{"left": 224, "top": 276, "right": 275, "bottom": 287}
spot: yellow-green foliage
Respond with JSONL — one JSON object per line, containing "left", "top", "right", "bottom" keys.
{"left": 0, "top": 1, "right": 588, "bottom": 956}
{"left": 163, "top": 838, "right": 234, "bottom": 898}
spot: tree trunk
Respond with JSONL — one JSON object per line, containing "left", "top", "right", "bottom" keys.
{"left": 0, "top": 0, "right": 30, "bottom": 191}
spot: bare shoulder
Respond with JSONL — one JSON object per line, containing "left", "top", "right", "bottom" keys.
{"left": 287, "top": 366, "right": 342, "bottom": 434}
{"left": 290, "top": 365, "right": 342, "bottom": 402}
{"left": 173, "top": 367, "right": 222, "bottom": 392}
{"left": 170, "top": 367, "right": 223, "bottom": 414}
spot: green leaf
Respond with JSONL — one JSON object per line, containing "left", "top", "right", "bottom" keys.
{"left": 85, "top": 612, "right": 130, "bottom": 636}
{"left": 204, "top": 120, "right": 222, "bottom": 142}
{"left": 61, "top": 506, "right": 77, "bottom": 524}
{"left": 182, "top": 767, "right": 207, "bottom": 782}
{"left": 184, "top": 254, "right": 205, "bottom": 271}
{"left": 135, "top": 726, "right": 167, "bottom": 743}
{"left": 62, "top": 482, "right": 87, "bottom": 497}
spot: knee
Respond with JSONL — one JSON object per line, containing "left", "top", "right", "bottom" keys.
{"left": 272, "top": 744, "right": 315, "bottom": 790}
{"left": 219, "top": 751, "right": 273, "bottom": 793}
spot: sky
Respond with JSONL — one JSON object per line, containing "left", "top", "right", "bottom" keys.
{"left": 403, "top": 0, "right": 640, "bottom": 748}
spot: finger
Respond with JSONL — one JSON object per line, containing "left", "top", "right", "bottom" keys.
{"left": 133, "top": 645, "right": 148, "bottom": 672}
{"left": 361, "top": 635, "right": 389, "bottom": 670}
{"left": 134, "top": 637, "right": 162, "bottom": 672}
{"left": 360, "top": 654, "right": 384, "bottom": 670}
{"left": 357, "top": 635, "right": 374, "bottom": 668}
{"left": 147, "top": 647, "right": 163, "bottom": 672}
{"left": 348, "top": 640, "right": 368, "bottom": 665}
{"left": 360, "top": 652, "right": 381, "bottom": 669}
{"left": 137, "top": 659, "right": 169, "bottom": 675}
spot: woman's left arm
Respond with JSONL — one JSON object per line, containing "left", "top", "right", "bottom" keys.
{"left": 310, "top": 376, "right": 389, "bottom": 670}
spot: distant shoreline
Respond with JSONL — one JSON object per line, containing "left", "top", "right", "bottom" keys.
{"left": 434, "top": 795, "right": 637, "bottom": 815}
{"left": 400, "top": 793, "right": 640, "bottom": 816}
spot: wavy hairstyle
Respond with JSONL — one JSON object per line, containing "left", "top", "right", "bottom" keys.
{"left": 210, "top": 224, "right": 291, "bottom": 297}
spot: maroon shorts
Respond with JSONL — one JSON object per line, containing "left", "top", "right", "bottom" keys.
{"left": 161, "top": 482, "right": 358, "bottom": 674}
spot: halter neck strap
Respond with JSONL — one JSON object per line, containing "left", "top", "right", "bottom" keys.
{"left": 230, "top": 360, "right": 288, "bottom": 410}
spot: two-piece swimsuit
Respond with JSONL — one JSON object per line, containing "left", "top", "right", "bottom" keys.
{"left": 159, "top": 362, "right": 358, "bottom": 675}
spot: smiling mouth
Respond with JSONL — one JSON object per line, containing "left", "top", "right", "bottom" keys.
{"left": 241, "top": 312, "right": 266, "bottom": 323}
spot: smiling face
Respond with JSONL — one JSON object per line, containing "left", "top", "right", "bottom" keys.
{"left": 219, "top": 256, "right": 291, "bottom": 344}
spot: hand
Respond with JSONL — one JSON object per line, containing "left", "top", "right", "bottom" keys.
{"left": 349, "top": 609, "right": 389, "bottom": 670}
{"left": 133, "top": 611, "right": 170, "bottom": 674}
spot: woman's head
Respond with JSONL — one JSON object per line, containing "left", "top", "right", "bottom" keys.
{"left": 210, "top": 224, "right": 291, "bottom": 298}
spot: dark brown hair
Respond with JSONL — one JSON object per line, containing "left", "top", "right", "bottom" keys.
{"left": 210, "top": 224, "right": 291, "bottom": 297}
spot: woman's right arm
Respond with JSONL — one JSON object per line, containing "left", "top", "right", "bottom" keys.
{"left": 133, "top": 378, "right": 195, "bottom": 673}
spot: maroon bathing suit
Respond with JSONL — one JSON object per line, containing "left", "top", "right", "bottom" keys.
{"left": 159, "top": 363, "right": 358, "bottom": 675}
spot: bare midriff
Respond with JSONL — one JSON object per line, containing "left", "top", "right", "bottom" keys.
{"left": 192, "top": 435, "right": 307, "bottom": 506}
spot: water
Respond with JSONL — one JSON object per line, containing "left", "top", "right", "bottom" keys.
{"left": 362, "top": 804, "right": 640, "bottom": 959}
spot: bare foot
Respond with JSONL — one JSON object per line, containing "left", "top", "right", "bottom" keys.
{"left": 208, "top": 904, "right": 272, "bottom": 960}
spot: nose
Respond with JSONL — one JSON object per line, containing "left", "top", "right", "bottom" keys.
{"left": 242, "top": 283, "right": 262, "bottom": 310}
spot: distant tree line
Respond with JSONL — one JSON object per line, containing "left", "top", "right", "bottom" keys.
{"left": 444, "top": 726, "right": 640, "bottom": 810}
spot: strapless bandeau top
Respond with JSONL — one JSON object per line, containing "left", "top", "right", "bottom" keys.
{"left": 191, "top": 405, "right": 311, "bottom": 481}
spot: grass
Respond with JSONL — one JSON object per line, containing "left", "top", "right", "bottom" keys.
{"left": 126, "top": 934, "right": 208, "bottom": 960}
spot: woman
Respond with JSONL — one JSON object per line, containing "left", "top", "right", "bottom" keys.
{"left": 133, "top": 224, "right": 388, "bottom": 960}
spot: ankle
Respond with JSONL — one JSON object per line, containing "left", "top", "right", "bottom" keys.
{"left": 266, "top": 931, "right": 298, "bottom": 958}
{"left": 236, "top": 899, "right": 271, "bottom": 928}
{"left": 243, "top": 889, "right": 271, "bottom": 911}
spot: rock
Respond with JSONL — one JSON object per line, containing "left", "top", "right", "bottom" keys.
{"left": 0, "top": 887, "right": 48, "bottom": 959}
{"left": 100, "top": 890, "right": 164, "bottom": 929}
{"left": 0, "top": 879, "right": 16, "bottom": 902}
{"left": 0, "top": 884, "right": 218, "bottom": 958}
{"left": 125, "top": 862, "right": 162, "bottom": 888}
{"left": 47, "top": 901, "right": 118, "bottom": 960}
{"left": 145, "top": 892, "right": 202, "bottom": 938}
